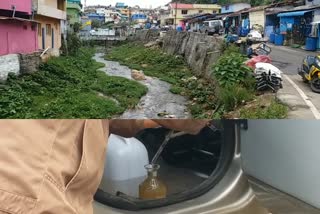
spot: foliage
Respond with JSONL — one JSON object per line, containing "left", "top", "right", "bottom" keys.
{"left": 91, "top": 20, "right": 101, "bottom": 29}
{"left": 240, "top": 100, "right": 288, "bottom": 119}
{"left": 212, "top": 52, "right": 253, "bottom": 87}
{"left": 61, "top": 33, "right": 82, "bottom": 56}
{"left": 0, "top": 48, "right": 147, "bottom": 118}
{"left": 73, "top": 22, "right": 81, "bottom": 33}
{"left": 218, "top": 85, "right": 254, "bottom": 111}
{"left": 217, "top": 0, "right": 282, "bottom": 6}
{"left": 107, "top": 43, "right": 217, "bottom": 118}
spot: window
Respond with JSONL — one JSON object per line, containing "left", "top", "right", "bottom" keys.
{"left": 181, "top": 10, "right": 188, "bottom": 15}
{"left": 213, "top": 10, "right": 216, "bottom": 14}
{"left": 38, "top": 23, "right": 41, "bottom": 36}
{"left": 57, "top": 0, "right": 64, "bottom": 10}
{"left": 199, "top": 10, "right": 203, "bottom": 13}
{"left": 46, "top": 24, "right": 52, "bottom": 35}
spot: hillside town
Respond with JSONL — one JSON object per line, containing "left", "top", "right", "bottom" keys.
{"left": 2, "top": 0, "right": 320, "bottom": 120}
{"left": 2, "top": 0, "right": 320, "bottom": 55}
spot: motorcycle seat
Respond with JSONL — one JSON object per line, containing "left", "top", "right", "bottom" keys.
{"left": 306, "top": 56, "right": 316, "bottom": 68}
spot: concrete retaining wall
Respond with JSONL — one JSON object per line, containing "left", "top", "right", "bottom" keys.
{"left": 0, "top": 52, "right": 41, "bottom": 81}
{"left": 132, "top": 30, "right": 223, "bottom": 77}
{"left": 162, "top": 31, "right": 223, "bottom": 77}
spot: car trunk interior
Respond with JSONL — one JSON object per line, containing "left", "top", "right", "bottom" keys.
{"left": 139, "top": 126, "right": 222, "bottom": 195}
{"left": 95, "top": 120, "right": 237, "bottom": 211}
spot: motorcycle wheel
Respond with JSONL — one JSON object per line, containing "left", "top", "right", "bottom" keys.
{"left": 310, "top": 75, "right": 320, "bottom": 93}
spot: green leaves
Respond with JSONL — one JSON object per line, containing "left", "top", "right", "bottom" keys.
{"left": 211, "top": 48, "right": 253, "bottom": 88}
{"left": 0, "top": 48, "right": 147, "bottom": 118}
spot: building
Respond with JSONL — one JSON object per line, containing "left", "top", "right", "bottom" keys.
{"left": 67, "top": 0, "right": 82, "bottom": 26}
{"left": 87, "top": 13, "right": 106, "bottom": 23}
{"left": 131, "top": 14, "right": 148, "bottom": 25}
{"left": 161, "top": 3, "right": 221, "bottom": 26}
{"left": 248, "top": 6, "right": 269, "bottom": 29}
{"left": 115, "top": 3, "right": 126, "bottom": 9}
{"left": 306, "top": 0, "right": 320, "bottom": 6}
{"left": 220, "top": 3, "right": 251, "bottom": 14}
{"left": 96, "top": 8, "right": 106, "bottom": 15}
{"left": 0, "top": 0, "right": 38, "bottom": 55}
{"left": 32, "top": 0, "right": 67, "bottom": 54}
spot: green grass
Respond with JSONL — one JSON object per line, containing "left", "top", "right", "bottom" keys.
{"left": 107, "top": 43, "right": 218, "bottom": 118}
{"left": 239, "top": 100, "right": 288, "bottom": 119}
{"left": 0, "top": 48, "right": 147, "bottom": 118}
{"left": 106, "top": 43, "right": 288, "bottom": 119}
{"left": 106, "top": 43, "right": 191, "bottom": 84}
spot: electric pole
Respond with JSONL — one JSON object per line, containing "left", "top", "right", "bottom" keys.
{"left": 174, "top": 1, "right": 178, "bottom": 29}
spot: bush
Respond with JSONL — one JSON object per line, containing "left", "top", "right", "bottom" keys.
{"left": 218, "top": 85, "right": 254, "bottom": 111}
{"left": 0, "top": 48, "right": 147, "bottom": 118}
{"left": 61, "top": 33, "right": 82, "bottom": 56}
{"left": 212, "top": 52, "right": 253, "bottom": 87}
{"left": 222, "top": 43, "right": 240, "bottom": 55}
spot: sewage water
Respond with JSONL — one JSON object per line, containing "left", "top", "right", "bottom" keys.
{"left": 93, "top": 53, "right": 190, "bottom": 118}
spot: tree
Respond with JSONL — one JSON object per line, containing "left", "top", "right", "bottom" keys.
{"left": 91, "top": 19, "right": 101, "bottom": 29}
{"left": 73, "top": 22, "right": 81, "bottom": 33}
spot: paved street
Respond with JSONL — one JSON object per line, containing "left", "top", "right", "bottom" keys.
{"left": 268, "top": 44, "right": 320, "bottom": 119}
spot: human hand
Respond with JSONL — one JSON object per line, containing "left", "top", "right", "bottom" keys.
{"left": 148, "top": 119, "right": 211, "bottom": 135}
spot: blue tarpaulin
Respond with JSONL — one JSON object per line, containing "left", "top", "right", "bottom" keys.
{"left": 277, "top": 10, "right": 311, "bottom": 17}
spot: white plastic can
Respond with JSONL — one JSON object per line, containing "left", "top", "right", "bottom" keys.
{"left": 99, "top": 134, "right": 149, "bottom": 198}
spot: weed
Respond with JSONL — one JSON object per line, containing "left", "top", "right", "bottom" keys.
{"left": 0, "top": 48, "right": 147, "bottom": 118}
{"left": 107, "top": 43, "right": 219, "bottom": 118}
{"left": 239, "top": 100, "right": 288, "bottom": 119}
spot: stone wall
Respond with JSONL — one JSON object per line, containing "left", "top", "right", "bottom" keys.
{"left": 162, "top": 31, "right": 223, "bottom": 77}
{"left": 19, "top": 52, "right": 41, "bottom": 75}
{"left": 129, "top": 29, "right": 160, "bottom": 43}
{"left": 132, "top": 30, "right": 223, "bottom": 78}
{"left": 0, "top": 52, "right": 41, "bottom": 81}
{"left": 0, "top": 54, "right": 20, "bottom": 81}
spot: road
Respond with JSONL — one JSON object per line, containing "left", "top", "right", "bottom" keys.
{"left": 269, "top": 44, "right": 320, "bottom": 119}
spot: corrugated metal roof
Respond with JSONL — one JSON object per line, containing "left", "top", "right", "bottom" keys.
{"left": 277, "top": 10, "right": 312, "bottom": 17}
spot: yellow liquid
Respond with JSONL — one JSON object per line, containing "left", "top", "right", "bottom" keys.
{"left": 139, "top": 176, "right": 167, "bottom": 200}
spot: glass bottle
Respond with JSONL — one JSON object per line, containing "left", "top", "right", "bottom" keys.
{"left": 139, "top": 164, "right": 167, "bottom": 200}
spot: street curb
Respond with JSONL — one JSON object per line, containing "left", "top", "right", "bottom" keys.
{"left": 276, "top": 77, "right": 316, "bottom": 119}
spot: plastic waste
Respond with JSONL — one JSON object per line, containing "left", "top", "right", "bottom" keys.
{"left": 99, "top": 134, "right": 149, "bottom": 198}
{"left": 247, "top": 30, "right": 262, "bottom": 39}
{"left": 245, "top": 55, "right": 272, "bottom": 69}
{"left": 255, "top": 62, "right": 282, "bottom": 78}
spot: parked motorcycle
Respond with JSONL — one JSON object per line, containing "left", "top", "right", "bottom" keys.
{"left": 298, "top": 55, "right": 320, "bottom": 93}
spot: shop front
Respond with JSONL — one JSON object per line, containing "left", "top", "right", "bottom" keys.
{"left": 277, "top": 10, "right": 313, "bottom": 47}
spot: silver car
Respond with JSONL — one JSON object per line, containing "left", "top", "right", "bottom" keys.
{"left": 200, "top": 20, "right": 224, "bottom": 36}
{"left": 93, "top": 120, "right": 269, "bottom": 214}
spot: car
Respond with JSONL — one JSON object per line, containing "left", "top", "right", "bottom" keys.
{"left": 93, "top": 120, "right": 270, "bottom": 214}
{"left": 200, "top": 20, "right": 224, "bottom": 36}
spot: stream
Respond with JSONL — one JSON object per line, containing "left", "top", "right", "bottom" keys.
{"left": 93, "top": 53, "right": 190, "bottom": 119}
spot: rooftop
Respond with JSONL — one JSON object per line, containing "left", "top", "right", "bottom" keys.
{"left": 169, "top": 3, "right": 220, "bottom": 9}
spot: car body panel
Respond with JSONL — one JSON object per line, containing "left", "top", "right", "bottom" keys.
{"left": 241, "top": 120, "right": 320, "bottom": 209}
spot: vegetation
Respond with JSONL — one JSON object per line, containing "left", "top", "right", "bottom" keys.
{"left": 172, "top": 0, "right": 283, "bottom": 6}
{"left": 91, "top": 19, "right": 102, "bottom": 29}
{"left": 107, "top": 42, "right": 287, "bottom": 119}
{"left": 211, "top": 44, "right": 287, "bottom": 118}
{"left": 107, "top": 43, "right": 217, "bottom": 118}
{"left": 0, "top": 48, "right": 147, "bottom": 118}
{"left": 240, "top": 100, "right": 288, "bottom": 119}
